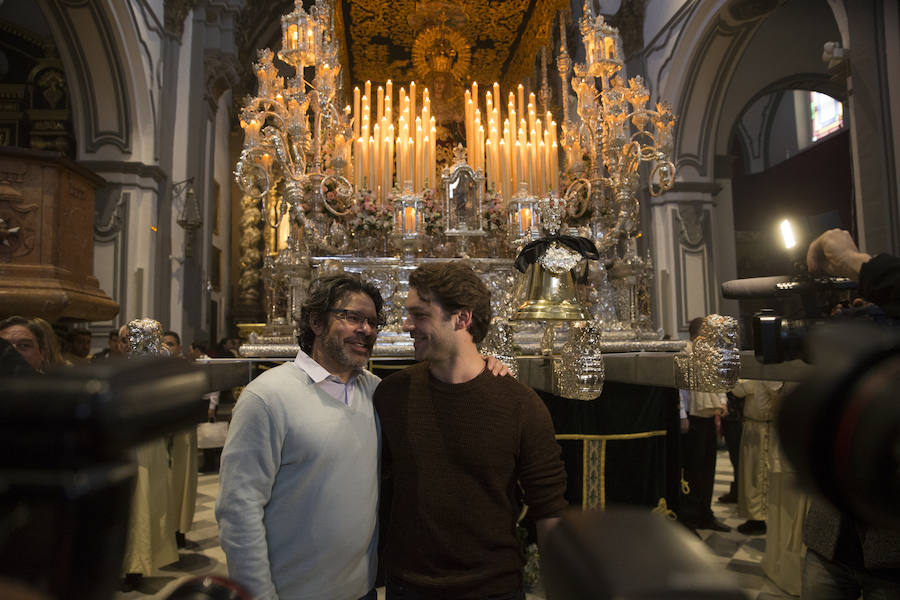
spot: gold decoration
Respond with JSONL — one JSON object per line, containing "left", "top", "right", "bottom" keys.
{"left": 651, "top": 498, "right": 678, "bottom": 521}
{"left": 344, "top": 0, "right": 560, "bottom": 88}
{"left": 412, "top": 22, "right": 471, "bottom": 82}
{"left": 556, "top": 431, "right": 668, "bottom": 510}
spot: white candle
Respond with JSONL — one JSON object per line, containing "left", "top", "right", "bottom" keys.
{"left": 499, "top": 137, "right": 508, "bottom": 200}
{"left": 353, "top": 86, "right": 360, "bottom": 139}
{"left": 368, "top": 136, "right": 376, "bottom": 195}
{"left": 517, "top": 84, "right": 525, "bottom": 123}
{"left": 386, "top": 80, "right": 393, "bottom": 112}
{"left": 415, "top": 117, "right": 423, "bottom": 190}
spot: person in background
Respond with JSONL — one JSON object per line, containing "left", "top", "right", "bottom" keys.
{"left": 0, "top": 336, "right": 38, "bottom": 376}
{"left": 718, "top": 390, "right": 742, "bottom": 504}
{"left": 731, "top": 379, "right": 783, "bottom": 536}
{"left": 92, "top": 329, "right": 125, "bottom": 361}
{"left": 189, "top": 340, "right": 211, "bottom": 360}
{"left": 161, "top": 330, "right": 199, "bottom": 549}
{"left": 217, "top": 337, "right": 238, "bottom": 357}
{"left": 678, "top": 316, "right": 730, "bottom": 533}
{"left": 119, "top": 320, "right": 179, "bottom": 592}
{"left": 32, "top": 317, "right": 69, "bottom": 368}
{"left": 162, "top": 330, "right": 184, "bottom": 359}
{"left": 0, "top": 316, "right": 46, "bottom": 372}
{"left": 63, "top": 328, "right": 92, "bottom": 364}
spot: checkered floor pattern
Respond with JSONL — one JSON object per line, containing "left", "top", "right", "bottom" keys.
{"left": 112, "top": 450, "right": 799, "bottom": 599}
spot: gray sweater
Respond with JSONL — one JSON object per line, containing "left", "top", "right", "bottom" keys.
{"left": 216, "top": 360, "right": 380, "bottom": 600}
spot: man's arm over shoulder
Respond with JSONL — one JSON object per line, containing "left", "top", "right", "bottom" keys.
{"left": 215, "top": 387, "right": 284, "bottom": 600}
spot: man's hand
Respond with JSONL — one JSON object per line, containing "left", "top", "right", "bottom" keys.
{"left": 483, "top": 355, "right": 512, "bottom": 377}
{"left": 680, "top": 417, "right": 689, "bottom": 434}
{"left": 806, "top": 228, "right": 871, "bottom": 279}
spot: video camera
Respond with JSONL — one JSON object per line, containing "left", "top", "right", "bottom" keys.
{"left": 722, "top": 273, "right": 859, "bottom": 363}
{"left": 723, "top": 271, "right": 900, "bottom": 531}
{"left": 0, "top": 358, "right": 250, "bottom": 600}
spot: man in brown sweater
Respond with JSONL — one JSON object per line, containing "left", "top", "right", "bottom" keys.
{"left": 374, "top": 261, "right": 568, "bottom": 599}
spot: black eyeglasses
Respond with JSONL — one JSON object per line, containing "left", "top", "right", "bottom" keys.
{"left": 328, "top": 309, "right": 384, "bottom": 331}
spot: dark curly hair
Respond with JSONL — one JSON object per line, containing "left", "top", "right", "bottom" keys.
{"left": 408, "top": 261, "right": 492, "bottom": 343}
{"left": 298, "top": 273, "right": 384, "bottom": 353}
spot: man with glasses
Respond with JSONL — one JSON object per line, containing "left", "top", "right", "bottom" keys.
{"left": 217, "top": 273, "right": 385, "bottom": 600}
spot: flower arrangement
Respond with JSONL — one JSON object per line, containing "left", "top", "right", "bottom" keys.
{"left": 349, "top": 189, "right": 393, "bottom": 234}
{"left": 482, "top": 188, "right": 507, "bottom": 233}
{"left": 421, "top": 187, "right": 444, "bottom": 235}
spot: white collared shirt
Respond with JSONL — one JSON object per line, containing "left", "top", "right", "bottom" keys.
{"left": 293, "top": 349, "right": 366, "bottom": 407}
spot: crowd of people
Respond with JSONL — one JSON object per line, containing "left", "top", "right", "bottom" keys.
{"left": 0, "top": 316, "right": 242, "bottom": 376}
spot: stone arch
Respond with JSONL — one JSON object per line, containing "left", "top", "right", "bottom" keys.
{"left": 646, "top": 0, "right": 845, "bottom": 335}
{"left": 35, "top": 0, "right": 159, "bottom": 162}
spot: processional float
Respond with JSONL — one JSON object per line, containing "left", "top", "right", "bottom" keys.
{"left": 233, "top": 0, "right": 739, "bottom": 396}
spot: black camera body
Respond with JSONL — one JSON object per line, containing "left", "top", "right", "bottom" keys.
{"left": 723, "top": 274, "right": 900, "bottom": 530}
{"left": 722, "top": 273, "right": 858, "bottom": 363}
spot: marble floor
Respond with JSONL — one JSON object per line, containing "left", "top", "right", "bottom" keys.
{"left": 112, "top": 449, "right": 799, "bottom": 600}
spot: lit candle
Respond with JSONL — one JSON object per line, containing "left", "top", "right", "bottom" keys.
{"left": 517, "top": 84, "right": 525, "bottom": 123}
{"left": 485, "top": 138, "right": 493, "bottom": 190}
{"left": 368, "top": 136, "right": 376, "bottom": 195}
{"left": 499, "top": 138, "right": 508, "bottom": 201}
{"left": 386, "top": 80, "right": 393, "bottom": 121}
{"left": 356, "top": 137, "right": 364, "bottom": 189}
{"left": 520, "top": 206, "right": 532, "bottom": 233}
{"left": 404, "top": 206, "right": 416, "bottom": 234}
{"left": 409, "top": 81, "right": 416, "bottom": 137}
{"left": 527, "top": 141, "right": 534, "bottom": 193}
{"left": 514, "top": 140, "right": 523, "bottom": 187}
{"left": 551, "top": 140, "right": 559, "bottom": 193}
{"left": 373, "top": 123, "right": 381, "bottom": 199}
{"left": 383, "top": 137, "right": 391, "bottom": 201}
{"left": 353, "top": 87, "right": 360, "bottom": 141}
{"left": 377, "top": 86, "right": 384, "bottom": 127}
{"left": 429, "top": 118, "right": 437, "bottom": 188}
{"left": 415, "top": 117, "right": 423, "bottom": 191}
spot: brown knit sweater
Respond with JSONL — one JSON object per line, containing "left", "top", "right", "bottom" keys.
{"left": 374, "top": 362, "right": 568, "bottom": 597}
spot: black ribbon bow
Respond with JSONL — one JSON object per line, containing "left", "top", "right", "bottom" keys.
{"left": 514, "top": 235, "right": 600, "bottom": 278}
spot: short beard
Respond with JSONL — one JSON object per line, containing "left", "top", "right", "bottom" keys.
{"left": 322, "top": 331, "right": 370, "bottom": 371}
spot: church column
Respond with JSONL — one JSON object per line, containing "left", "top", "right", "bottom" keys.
{"left": 169, "top": 0, "right": 240, "bottom": 346}
{"left": 651, "top": 181, "right": 734, "bottom": 338}
{"left": 840, "top": 0, "right": 900, "bottom": 254}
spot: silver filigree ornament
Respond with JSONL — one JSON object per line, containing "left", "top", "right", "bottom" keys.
{"left": 125, "top": 318, "right": 164, "bottom": 355}
{"left": 555, "top": 321, "right": 605, "bottom": 400}
{"left": 480, "top": 317, "right": 519, "bottom": 379}
{"left": 538, "top": 242, "right": 582, "bottom": 274}
{"left": 674, "top": 314, "right": 740, "bottom": 392}
{"left": 538, "top": 194, "right": 567, "bottom": 236}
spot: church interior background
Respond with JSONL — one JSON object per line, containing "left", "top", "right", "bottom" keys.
{"left": 1, "top": 0, "right": 896, "bottom": 350}
{"left": 0, "top": 0, "right": 898, "bottom": 596}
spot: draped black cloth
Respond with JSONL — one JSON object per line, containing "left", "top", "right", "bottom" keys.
{"left": 514, "top": 235, "right": 600, "bottom": 274}
{"left": 536, "top": 383, "right": 681, "bottom": 512}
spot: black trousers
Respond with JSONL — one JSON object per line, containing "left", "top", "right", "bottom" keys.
{"left": 722, "top": 394, "right": 743, "bottom": 494}
{"left": 680, "top": 415, "right": 718, "bottom": 525}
